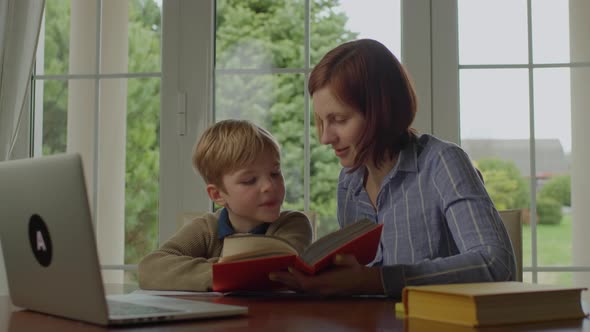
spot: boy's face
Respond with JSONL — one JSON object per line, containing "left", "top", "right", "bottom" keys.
{"left": 208, "top": 151, "right": 285, "bottom": 230}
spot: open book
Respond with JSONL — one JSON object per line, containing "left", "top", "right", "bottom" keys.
{"left": 402, "top": 281, "right": 588, "bottom": 327}
{"left": 212, "top": 219, "right": 383, "bottom": 292}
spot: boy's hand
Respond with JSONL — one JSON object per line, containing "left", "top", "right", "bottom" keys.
{"left": 268, "top": 254, "right": 384, "bottom": 296}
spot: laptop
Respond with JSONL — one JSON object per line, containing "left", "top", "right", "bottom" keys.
{"left": 0, "top": 153, "right": 247, "bottom": 326}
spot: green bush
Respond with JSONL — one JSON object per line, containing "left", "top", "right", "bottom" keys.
{"left": 475, "top": 158, "right": 530, "bottom": 210}
{"left": 536, "top": 196, "right": 563, "bottom": 225}
{"left": 538, "top": 175, "right": 570, "bottom": 207}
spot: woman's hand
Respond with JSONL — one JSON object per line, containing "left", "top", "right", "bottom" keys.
{"left": 268, "top": 254, "right": 384, "bottom": 296}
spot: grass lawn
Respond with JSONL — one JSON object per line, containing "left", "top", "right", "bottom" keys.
{"left": 522, "top": 213, "right": 573, "bottom": 285}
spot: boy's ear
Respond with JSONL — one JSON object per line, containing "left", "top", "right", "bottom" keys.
{"left": 206, "top": 184, "right": 226, "bottom": 206}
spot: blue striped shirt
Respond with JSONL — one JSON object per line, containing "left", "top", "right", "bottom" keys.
{"left": 337, "top": 134, "right": 516, "bottom": 297}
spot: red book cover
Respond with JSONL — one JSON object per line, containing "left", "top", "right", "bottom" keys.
{"left": 212, "top": 223, "right": 383, "bottom": 292}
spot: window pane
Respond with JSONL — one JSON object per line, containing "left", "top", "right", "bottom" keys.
{"left": 106, "top": 0, "right": 162, "bottom": 74}
{"left": 216, "top": 73, "right": 305, "bottom": 210}
{"left": 311, "top": 0, "right": 401, "bottom": 65}
{"left": 458, "top": 0, "right": 528, "bottom": 65}
{"left": 460, "top": 69, "right": 530, "bottom": 141}
{"left": 533, "top": 68, "right": 571, "bottom": 266}
{"left": 129, "top": 0, "right": 162, "bottom": 73}
{"left": 41, "top": 0, "right": 99, "bottom": 75}
{"left": 35, "top": 77, "right": 98, "bottom": 221}
{"left": 215, "top": 0, "right": 305, "bottom": 69}
{"left": 124, "top": 77, "right": 161, "bottom": 266}
{"left": 459, "top": 69, "right": 532, "bottom": 266}
{"left": 41, "top": 0, "right": 162, "bottom": 76}
{"left": 533, "top": 69, "right": 571, "bottom": 158}
{"left": 310, "top": 129, "right": 340, "bottom": 239}
{"left": 532, "top": 0, "right": 570, "bottom": 64}
{"left": 523, "top": 213, "right": 572, "bottom": 269}
{"left": 41, "top": 1, "right": 72, "bottom": 75}
{"left": 38, "top": 79, "right": 69, "bottom": 155}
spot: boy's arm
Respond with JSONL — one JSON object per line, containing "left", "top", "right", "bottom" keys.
{"left": 138, "top": 216, "right": 222, "bottom": 291}
{"left": 268, "top": 210, "right": 314, "bottom": 254}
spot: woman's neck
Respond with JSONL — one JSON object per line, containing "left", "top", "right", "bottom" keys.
{"left": 363, "top": 153, "right": 399, "bottom": 206}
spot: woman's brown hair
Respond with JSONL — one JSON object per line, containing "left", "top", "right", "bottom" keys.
{"left": 308, "top": 39, "right": 417, "bottom": 171}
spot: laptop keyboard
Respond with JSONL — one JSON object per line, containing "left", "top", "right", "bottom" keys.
{"left": 107, "top": 300, "right": 183, "bottom": 316}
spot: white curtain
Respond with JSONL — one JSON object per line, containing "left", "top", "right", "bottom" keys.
{"left": 0, "top": 0, "right": 45, "bottom": 297}
{"left": 0, "top": 0, "right": 45, "bottom": 160}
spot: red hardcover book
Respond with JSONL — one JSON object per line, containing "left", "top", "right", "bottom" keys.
{"left": 212, "top": 219, "right": 383, "bottom": 292}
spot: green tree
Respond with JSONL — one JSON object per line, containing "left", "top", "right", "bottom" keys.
{"left": 124, "top": 0, "right": 162, "bottom": 264}
{"left": 41, "top": 0, "right": 70, "bottom": 155}
{"left": 538, "top": 175, "right": 571, "bottom": 207}
{"left": 475, "top": 158, "right": 530, "bottom": 210}
{"left": 536, "top": 196, "right": 563, "bottom": 225}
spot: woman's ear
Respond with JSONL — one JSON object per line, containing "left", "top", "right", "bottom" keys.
{"left": 206, "top": 184, "right": 226, "bottom": 206}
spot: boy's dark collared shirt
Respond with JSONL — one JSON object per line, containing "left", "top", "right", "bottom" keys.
{"left": 217, "top": 208, "right": 270, "bottom": 239}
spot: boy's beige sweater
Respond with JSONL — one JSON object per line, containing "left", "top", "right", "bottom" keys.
{"left": 138, "top": 209, "right": 312, "bottom": 291}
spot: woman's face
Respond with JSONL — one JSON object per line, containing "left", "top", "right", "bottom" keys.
{"left": 313, "top": 87, "right": 366, "bottom": 167}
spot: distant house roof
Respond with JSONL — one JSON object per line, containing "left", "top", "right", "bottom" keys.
{"left": 461, "top": 139, "right": 569, "bottom": 177}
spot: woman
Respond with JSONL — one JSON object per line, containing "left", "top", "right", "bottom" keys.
{"left": 269, "top": 39, "right": 516, "bottom": 298}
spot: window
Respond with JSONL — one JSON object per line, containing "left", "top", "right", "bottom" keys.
{"left": 33, "top": 0, "right": 162, "bottom": 282}
{"left": 451, "top": 0, "right": 590, "bottom": 293}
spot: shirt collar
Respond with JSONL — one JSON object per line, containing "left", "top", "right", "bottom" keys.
{"left": 395, "top": 139, "right": 419, "bottom": 174}
{"left": 217, "top": 208, "right": 270, "bottom": 240}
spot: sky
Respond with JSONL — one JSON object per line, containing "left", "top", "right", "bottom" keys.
{"left": 338, "top": 0, "right": 572, "bottom": 153}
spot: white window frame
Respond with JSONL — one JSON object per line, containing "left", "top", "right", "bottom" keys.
{"left": 430, "top": 0, "right": 590, "bottom": 286}
{"left": 24, "top": 0, "right": 585, "bottom": 282}
{"left": 160, "top": 0, "right": 215, "bottom": 242}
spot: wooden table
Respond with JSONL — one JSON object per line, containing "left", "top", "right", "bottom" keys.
{"left": 1, "top": 291, "right": 588, "bottom": 331}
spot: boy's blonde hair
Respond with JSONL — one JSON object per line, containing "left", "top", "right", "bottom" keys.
{"left": 192, "top": 119, "right": 280, "bottom": 189}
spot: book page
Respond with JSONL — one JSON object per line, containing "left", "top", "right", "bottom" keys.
{"left": 220, "top": 235, "right": 298, "bottom": 263}
{"left": 300, "top": 219, "right": 376, "bottom": 265}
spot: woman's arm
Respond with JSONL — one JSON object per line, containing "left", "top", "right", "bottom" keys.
{"left": 379, "top": 145, "right": 517, "bottom": 296}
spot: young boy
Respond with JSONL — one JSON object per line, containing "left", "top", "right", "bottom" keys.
{"left": 138, "top": 119, "right": 313, "bottom": 291}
